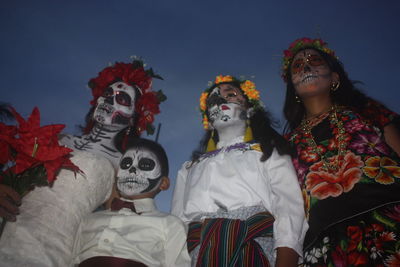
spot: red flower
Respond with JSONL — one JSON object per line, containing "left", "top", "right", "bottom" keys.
{"left": 347, "top": 225, "right": 363, "bottom": 251}
{"left": 300, "top": 145, "right": 325, "bottom": 163}
{"left": 2, "top": 107, "right": 81, "bottom": 187}
{"left": 331, "top": 245, "right": 348, "bottom": 267}
{"left": 0, "top": 123, "right": 17, "bottom": 165}
{"left": 135, "top": 92, "right": 161, "bottom": 134}
{"left": 347, "top": 251, "right": 368, "bottom": 266}
{"left": 306, "top": 152, "right": 364, "bottom": 199}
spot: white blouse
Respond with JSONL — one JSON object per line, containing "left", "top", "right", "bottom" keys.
{"left": 171, "top": 138, "right": 308, "bottom": 256}
{"left": 73, "top": 198, "right": 191, "bottom": 267}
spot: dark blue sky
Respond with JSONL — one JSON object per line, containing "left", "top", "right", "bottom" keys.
{"left": 2, "top": 0, "right": 400, "bottom": 211}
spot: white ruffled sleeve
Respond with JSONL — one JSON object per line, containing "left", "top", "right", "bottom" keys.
{"left": 170, "top": 162, "right": 190, "bottom": 222}
{"left": 265, "top": 149, "right": 308, "bottom": 256}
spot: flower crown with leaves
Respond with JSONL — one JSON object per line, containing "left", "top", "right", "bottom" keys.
{"left": 88, "top": 59, "right": 166, "bottom": 135}
{"left": 281, "top": 37, "right": 337, "bottom": 82}
{"left": 199, "top": 75, "right": 262, "bottom": 129}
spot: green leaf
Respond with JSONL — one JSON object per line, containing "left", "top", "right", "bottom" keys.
{"left": 146, "top": 68, "right": 163, "bottom": 80}
{"left": 146, "top": 123, "right": 155, "bottom": 135}
{"left": 156, "top": 90, "right": 167, "bottom": 102}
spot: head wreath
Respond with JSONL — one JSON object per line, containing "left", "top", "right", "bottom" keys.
{"left": 88, "top": 59, "right": 166, "bottom": 135}
{"left": 281, "top": 37, "right": 337, "bottom": 82}
{"left": 199, "top": 75, "right": 262, "bottom": 130}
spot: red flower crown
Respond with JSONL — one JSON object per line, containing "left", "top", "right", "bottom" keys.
{"left": 281, "top": 37, "right": 337, "bottom": 82}
{"left": 88, "top": 59, "right": 165, "bottom": 135}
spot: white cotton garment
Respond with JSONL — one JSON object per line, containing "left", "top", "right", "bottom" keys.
{"left": 72, "top": 198, "right": 191, "bottom": 267}
{"left": 171, "top": 139, "right": 308, "bottom": 257}
{"left": 0, "top": 151, "right": 115, "bottom": 267}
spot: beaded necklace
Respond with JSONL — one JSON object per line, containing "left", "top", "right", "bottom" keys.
{"left": 300, "top": 105, "right": 348, "bottom": 171}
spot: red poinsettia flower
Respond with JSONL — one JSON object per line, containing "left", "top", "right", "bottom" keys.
{"left": 0, "top": 122, "right": 17, "bottom": 165}
{"left": 9, "top": 107, "right": 80, "bottom": 183}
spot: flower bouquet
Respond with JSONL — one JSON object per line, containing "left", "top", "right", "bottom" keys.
{"left": 0, "top": 107, "right": 80, "bottom": 237}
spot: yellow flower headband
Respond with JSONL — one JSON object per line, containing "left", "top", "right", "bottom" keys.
{"left": 199, "top": 75, "right": 262, "bottom": 129}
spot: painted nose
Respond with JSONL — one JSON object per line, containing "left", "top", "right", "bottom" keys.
{"left": 129, "top": 167, "right": 136, "bottom": 174}
{"left": 104, "top": 96, "right": 114, "bottom": 105}
{"left": 303, "top": 64, "right": 311, "bottom": 72}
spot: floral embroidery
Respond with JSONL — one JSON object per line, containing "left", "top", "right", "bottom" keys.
{"left": 383, "top": 204, "right": 400, "bottom": 221}
{"left": 363, "top": 156, "right": 400, "bottom": 185}
{"left": 300, "top": 145, "right": 324, "bottom": 163}
{"left": 302, "top": 205, "right": 400, "bottom": 266}
{"left": 344, "top": 117, "right": 367, "bottom": 134}
{"left": 306, "top": 152, "right": 364, "bottom": 199}
{"left": 290, "top": 104, "right": 400, "bottom": 266}
{"left": 385, "top": 252, "right": 400, "bottom": 266}
{"left": 349, "top": 132, "right": 390, "bottom": 156}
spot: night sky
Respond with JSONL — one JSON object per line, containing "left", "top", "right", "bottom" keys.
{"left": 1, "top": 0, "right": 400, "bottom": 211}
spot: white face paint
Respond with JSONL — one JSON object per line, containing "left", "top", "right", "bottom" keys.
{"left": 116, "top": 147, "right": 162, "bottom": 197}
{"left": 291, "top": 49, "right": 336, "bottom": 99}
{"left": 207, "top": 84, "right": 247, "bottom": 132}
{"left": 93, "top": 82, "right": 137, "bottom": 127}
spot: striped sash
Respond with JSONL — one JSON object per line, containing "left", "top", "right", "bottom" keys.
{"left": 188, "top": 211, "right": 274, "bottom": 267}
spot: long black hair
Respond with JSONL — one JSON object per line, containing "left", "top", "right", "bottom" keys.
{"left": 283, "top": 48, "right": 371, "bottom": 133}
{"left": 191, "top": 82, "right": 292, "bottom": 162}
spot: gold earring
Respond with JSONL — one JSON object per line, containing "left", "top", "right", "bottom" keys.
{"left": 243, "top": 120, "right": 254, "bottom": 143}
{"left": 331, "top": 80, "right": 340, "bottom": 91}
{"left": 206, "top": 130, "right": 217, "bottom": 152}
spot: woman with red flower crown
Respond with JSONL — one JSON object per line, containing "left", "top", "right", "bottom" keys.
{"left": 281, "top": 37, "right": 400, "bottom": 266}
{"left": 0, "top": 59, "right": 165, "bottom": 266}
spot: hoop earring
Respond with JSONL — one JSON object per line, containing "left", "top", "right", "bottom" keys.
{"left": 331, "top": 80, "right": 340, "bottom": 91}
{"left": 295, "top": 95, "right": 301, "bottom": 103}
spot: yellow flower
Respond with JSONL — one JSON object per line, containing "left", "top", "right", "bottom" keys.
{"left": 215, "top": 75, "right": 233, "bottom": 84}
{"left": 199, "top": 92, "right": 209, "bottom": 112}
{"left": 363, "top": 156, "right": 400, "bottom": 185}
{"left": 240, "top": 80, "right": 260, "bottom": 100}
{"left": 202, "top": 115, "right": 209, "bottom": 129}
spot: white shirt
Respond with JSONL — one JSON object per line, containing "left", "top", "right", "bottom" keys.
{"left": 73, "top": 198, "right": 191, "bottom": 267}
{"left": 171, "top": 138, "right": 308, "bottom": 256}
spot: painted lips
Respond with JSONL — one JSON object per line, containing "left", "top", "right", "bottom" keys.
{"left": 220, "top": 104, "right": 230, "bottom": 110}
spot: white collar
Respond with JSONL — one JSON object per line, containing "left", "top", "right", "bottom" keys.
{"left": 216, "top": 135, "right": 245, "bottom": 149}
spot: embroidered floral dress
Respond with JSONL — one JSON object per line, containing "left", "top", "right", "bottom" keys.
{"left": 287, "top": 103, "right": 400, "bottom": 267}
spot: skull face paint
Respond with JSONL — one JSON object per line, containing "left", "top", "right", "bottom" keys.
{"left": 93, "top": 81, "right": 137, "bottom": 127}
{"left": 116, "top": 146, "right": 162, "bottom": 197}
{"left": 206, "top": 84, "right": 247, "bottom": 131}
{"left": 291, "top": 49, "right": 335, "bottom": 98}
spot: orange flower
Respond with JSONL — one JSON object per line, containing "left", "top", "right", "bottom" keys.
{"left": 215, "top": 75, "right": 233, "bottom": 84}
{"left": 202, "top": 115, "right": 209, "bottom": 129}
{"left": 199, "top": 92, "right": 209, "bottom": 112}
{"left": 363, "top": 156, "right": 400, "bottom": 185}
{"left": 306, "top": 152, "right": 364, "bottom": 199}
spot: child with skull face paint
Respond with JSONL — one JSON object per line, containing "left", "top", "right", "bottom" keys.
{"left": 73, "top": 138, "right": 191, "bottom": 267}
{"left": 0, "top": 60, "right": 165, "bottom": 267}
{"left": 171, "top": 75, "right": 308, "bottom": 267}
{"left": 282, "top": 37, "right": 400, "bottom": 266}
